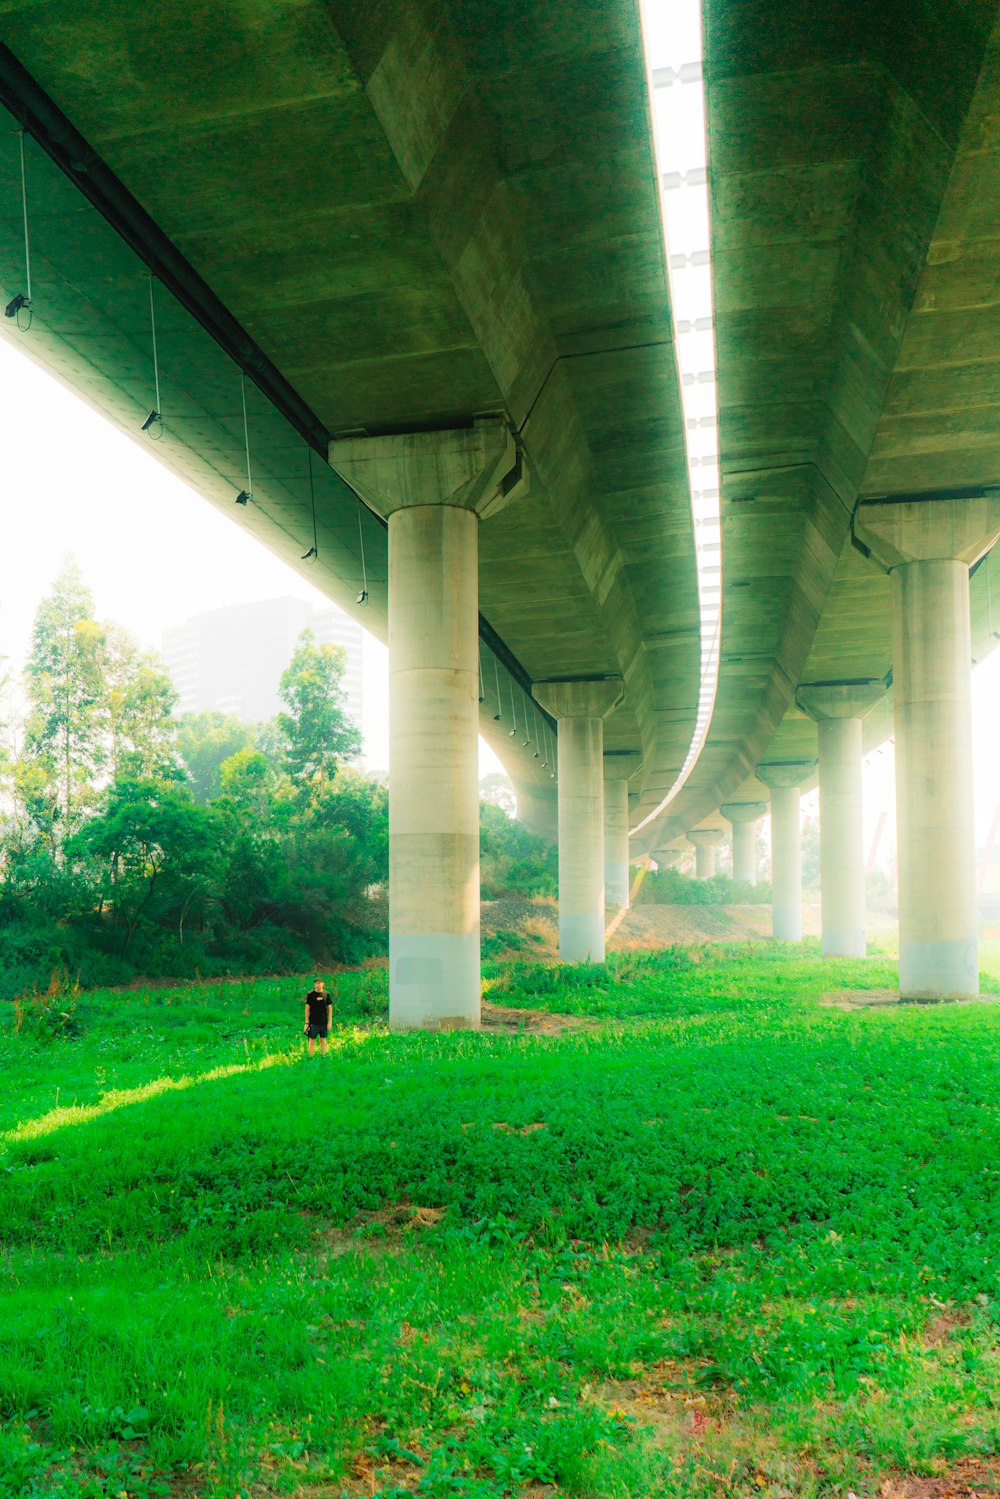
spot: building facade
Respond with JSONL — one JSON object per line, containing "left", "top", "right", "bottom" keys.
{"left": 162, "top": 597, "right": 364, "bottom": 733}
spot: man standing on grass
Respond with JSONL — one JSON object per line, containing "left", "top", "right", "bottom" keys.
{"left": 303, "top": 978, "right": 333, "bottom": 1056}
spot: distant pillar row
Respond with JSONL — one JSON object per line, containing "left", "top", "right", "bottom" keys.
{"left": 603, "top": 752, "right": 642, "bottom": 910}
{"left": 533, "top": 678, "right": 624, "bottom": 962}
{"left": 334, "top": 420, "right": 527, "bottom": 1030}
{"left": 721, "top": 801, "right": 766, "bottom": 885}
{"left": 687, "top": 826, "right": 724, "bottom": 879}
{"left": 757, "top": 763, "right": 813, "bottom": 941}
{"left": 797, "top": 682, "right": 884, "bottom": 959}
{"left": 856, "top": 496, "right": 1000, "bottom": 1000}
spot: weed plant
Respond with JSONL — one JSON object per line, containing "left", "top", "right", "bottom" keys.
{"left": 2, "top": 948, "right": 1000, "bottom": 1495}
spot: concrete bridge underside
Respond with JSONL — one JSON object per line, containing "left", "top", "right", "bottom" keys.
{"left": 1, "top": 0, "right": 1000, "bottom": 1012}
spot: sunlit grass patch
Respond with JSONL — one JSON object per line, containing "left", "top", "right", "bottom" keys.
{"left": 4, "top": 946, "right": 1000, "bottom": 1495}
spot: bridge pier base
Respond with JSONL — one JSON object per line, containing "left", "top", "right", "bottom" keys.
{"left": 797, "top": 683, "right": 884, "bottom": 959}
{"left": 720, "top": 802, "right": 766, "bottom": 885}
{"left": 856, "top": 498, "right": 1000, "bottom": 999}
{"left": 333, "top": 421, "right": 526, "bottom": 1030}
{"left": 688, "top": 827, "right": 723, "bottom": 879}
{"left": 758, "top": 764, "right": 814, "bottom": 941}
{"left": 603, "top": 752, "right": 641, "bottom": 910}
{"left": 533, "top": 678, "right": 624, "bottom": 962}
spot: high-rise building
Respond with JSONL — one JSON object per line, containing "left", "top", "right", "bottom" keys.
{"left": 162, "top": 597, "right": 364, "bottom": 735}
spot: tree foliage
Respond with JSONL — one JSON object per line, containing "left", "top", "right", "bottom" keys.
{"left": 278, "top": 631, "right": 362, "bottom": 785}
{"left": 0, "top": 566, "right": 556, "bottom": 993}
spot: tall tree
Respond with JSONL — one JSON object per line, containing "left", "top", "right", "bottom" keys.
{"left": 278, "top": 630, "right": 362, "bottom": 786}
{"left": 175, "top": 712, "right": 259, "bottom": 803}
{"left": 23, "top": 557, "right": 107, "bottom": 837}
{"left": 69, "top": 778, "right": 222, "bottom": 949}
{"left": 102, "top": 626, "right": 178, "bottom": 781}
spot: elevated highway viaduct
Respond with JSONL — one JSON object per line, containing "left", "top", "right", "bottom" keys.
{"left": 0, "top": 1, "right": 997, "bottom": 1017}
{"left": 662, "top": 0, "right": 1000, "bottom": 1001}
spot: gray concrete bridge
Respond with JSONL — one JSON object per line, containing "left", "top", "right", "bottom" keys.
{"left": 0, "top": 0, "right": 998, "bottom": 1018}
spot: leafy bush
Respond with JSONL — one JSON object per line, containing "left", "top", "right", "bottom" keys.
{"left": 636, "top": 867, "right": 771, "bottom": 905}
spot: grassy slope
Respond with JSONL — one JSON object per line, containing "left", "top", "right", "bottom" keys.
{"left": 2, "top": 948, "right": 1000, "bottom": 1496}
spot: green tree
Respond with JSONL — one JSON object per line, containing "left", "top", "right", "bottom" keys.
{"left": 480, "top": 800, "right": 557, "bottom": 898}
{"left": 69, "top": 778, "right": 222, "bottom": 949}
{"left": 23, "top": 557, "right": 107, "bottom": 838}
{"left": 103, "top": 626, "right": 179, "bottom": 781}
{"left": 278, "top": 630, "right": 361, "bottom": 787}
{"left": 174, "top": 712, "right": 259, "bottom": 803}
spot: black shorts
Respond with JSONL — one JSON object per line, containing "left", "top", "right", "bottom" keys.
{"left": 307, "top": 1022, "right": 328, "bottom": 1039}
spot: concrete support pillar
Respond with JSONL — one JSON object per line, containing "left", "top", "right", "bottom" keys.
{"left": 856, "top": 497, "right": 1000, "bottom": 999}
{"left": 757, "top": 764, "right": 814, "bottom": 941}
{"left": 603, "top": 752, "right": 642, "bottom": 910}
{"left": 688, "top": 827, "right": 723, "bottom": 879}
{"left": 533, "top": 678, "right": 625, "bottom": 962}
{"left": 720, "top": 802, "right": 767, "bottom": 885}
{"left": 797, "top": 682, "right": 885, "bottom": 959}
{"left": 653, "top": 847, "right": 682, "bottom": 870}
{"left": 333, "top": 420, "right": 527, "bottom": 1029}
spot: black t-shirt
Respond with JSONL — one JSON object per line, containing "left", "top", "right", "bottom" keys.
{"left": 305, "top": 990, "right": 330, "bottom": 1024}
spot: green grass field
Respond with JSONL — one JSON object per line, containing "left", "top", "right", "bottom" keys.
{"left": 3, "top": 945, "right": 1000, "bottom": 1498}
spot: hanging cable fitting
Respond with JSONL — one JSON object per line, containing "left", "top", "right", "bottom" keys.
{"left": 141, "top": 273, "right": 163, "bottom": 438}
{"left": 301, "top": 448, "right": 319, "bottom": 561}
{"left": 6, "top": 131, "right": 33, "bottom": 330}
{"left": 492, "top": 658, "right": 502, "bottom": 721}
{"left": 356, "top": 496, "right": 369, "bottom": 603}
{"left": 235, "top": 371, "right": 254, "bottom": 505}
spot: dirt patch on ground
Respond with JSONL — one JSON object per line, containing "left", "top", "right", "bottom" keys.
{"left": 484, "top": 896, "right": 894, "bottom": 957}
{"left": 300, "top": 1199, "right": 449, "bottom": 1261}
{"left": 821, "top": 990, "right": 1000, "bottom": 1009}
{"left": 480, "top": 1000, "right": 594, "bottom": 1034}
{"left": 879, "top": 1461, "right": 1000, "bottom": 1497}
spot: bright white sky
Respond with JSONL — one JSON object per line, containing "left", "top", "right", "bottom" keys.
{"left": 0, "top": 337, "right": 508, "bottom": 779}
{"left": 2, "top": 0, "right": 1000, "bottom": 865}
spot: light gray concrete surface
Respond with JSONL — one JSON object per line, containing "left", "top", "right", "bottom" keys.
{"left": 758, "top": 764, "right": 815, "bottom": 942}
{"left": 856, "top": 497, "right": 1000, "bottom": 999}
{"left": 337, "top": 424, "right": 524, "bottom": 1029}
{"left": 687, "top": 827, "right": 724, "bottom": 880}
{"left": 720, "top": 802, "right": 766, "bottom": 885}
{"left": 603, "top": 752, "right": 642, "bottom": 910}
{"left": 534, "top": 678, "right": 624, "bottom": 963}
{"left": 797, "top": 682, "right": 884, "bottom": 959}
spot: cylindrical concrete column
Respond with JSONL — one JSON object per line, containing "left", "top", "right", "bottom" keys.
{"left": 733, "top": 823, "right": 753, "bottom": 883}
{"left": 333, "top": 419, "right": 529, "bottom": 1029}
{"left": 855, "top": 495, "right": 1000, "bottom": 999}
{"left": 770, "top": 786, "right": 802, "bottom": 940}
{"left": 604, "top": 777, "right": 630, "bottom": 909}
{"left": 758, "top": 764, "right": 813, "bottom": 942}
{"left": 721, "top": 802, "right": 767, "bottom": 885}
{"left": 604, "top": 752, "right": 642, "bottom": 910}
{"left": 559, "top": 717, "right": 605, "bottom": 958}
{"left": 388, "top": 505, "right": 480, "bottom": 1027}
{"left": 894, "top": 559, "right": 976, "bottom": 997}
{"left": 533, "top": 678, "right": 625, "bottom": 963}
{"left": 816, "top": 717, "right": 865, "bottom": 957}
{"left": 797, "top": 682, "right": 884, "bottom": 961}
{"left": 688, "top": 827, "right": 723, "bottom": 879}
